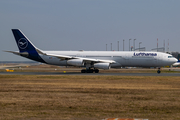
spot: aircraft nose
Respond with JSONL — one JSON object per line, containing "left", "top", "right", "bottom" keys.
{"left": 173, "top": 58, "right": 178, "bottom": 63}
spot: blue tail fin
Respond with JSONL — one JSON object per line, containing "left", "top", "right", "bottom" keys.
{"left": 12, "top": 29, "right": 37, "bottom": 53}
{"left": 12, "top": 29, "right": 45, "bottom": 63}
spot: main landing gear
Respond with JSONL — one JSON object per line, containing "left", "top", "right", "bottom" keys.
{"left": 157, "top": 67, "right": 161, "bottom": 74}
{"left": 81, "top": 69, "right": 99, "bottom": 73}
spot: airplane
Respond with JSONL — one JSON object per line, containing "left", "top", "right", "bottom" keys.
{"left": 5, "top": 29, "right": 178, "bottom": 74}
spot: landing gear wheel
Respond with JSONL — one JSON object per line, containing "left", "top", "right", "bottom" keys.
{"left": 81, "top": 69, "right": 99, "bottom": 73}
{"left": 94, "top": 69, "right": 99, "bottom": 73}
{"left": 157, "top": 70, "right": 161, "bottom": 74}
{"left": 81, "top": 69, "right": 86, "bottom": 73}
{"left": 157, "top": 68, "right": 161, "bottom": 74}
{"left": 81, "top": 69, "right": 94, "bottom": 73}
{"left": 87, "top": 69, "right": 93, "bottom": 73}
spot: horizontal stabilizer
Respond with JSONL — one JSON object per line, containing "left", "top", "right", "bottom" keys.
{"left": 4, "top": 51, "right": 29, "bottom": 56}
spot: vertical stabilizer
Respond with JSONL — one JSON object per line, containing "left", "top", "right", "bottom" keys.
{"left": 11, "top": 29, "right": 45, "bottom": 63}
{"left": 12, "top": 29, "right": 37, "bottom": 53}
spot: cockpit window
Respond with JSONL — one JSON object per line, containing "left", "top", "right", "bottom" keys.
{"left": 168, "top": 56, "right": 173, "bottom": 58}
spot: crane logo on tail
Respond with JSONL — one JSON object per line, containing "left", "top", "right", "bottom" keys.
{"left": 18, "top": 38, "right": 28, "bottom": 49}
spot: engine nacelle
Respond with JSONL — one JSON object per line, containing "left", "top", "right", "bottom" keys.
{"left": 94, "top": 63, "right": 111, "bottom": 69}
{"left": 67, "top": 59, "right": 84, "bottom": 66}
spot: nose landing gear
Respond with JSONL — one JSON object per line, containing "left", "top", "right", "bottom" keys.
{"left": 157, "top": 67, "right": 161, "bottom": 74}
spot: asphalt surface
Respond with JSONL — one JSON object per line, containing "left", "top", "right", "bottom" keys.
{"left": 1, "top": 72, "right": 180, "bottom": 76}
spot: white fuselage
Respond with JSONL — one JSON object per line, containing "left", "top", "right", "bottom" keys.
{"left": 39, "top": 51, "right": 177, "bottom": 68}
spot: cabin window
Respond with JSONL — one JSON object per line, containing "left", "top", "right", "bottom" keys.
{"left": 168, "top": 56, "right": 173, "bottom": 58}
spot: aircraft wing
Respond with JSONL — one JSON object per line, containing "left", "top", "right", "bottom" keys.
{"left": 45, "top": 53, "right": 116, "bottom": 63}
{"left": 35, "top": 49, "right": 72, "bottom": 60}
{"left": 38, "top": 49, "right": 116, "bottom": 63}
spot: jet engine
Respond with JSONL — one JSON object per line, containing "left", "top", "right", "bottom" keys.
{"left": 94, "top": 63, "right": 111, "bottom": 69}
{"left": 67, "top": 59, "right": 84, "bottom": 66}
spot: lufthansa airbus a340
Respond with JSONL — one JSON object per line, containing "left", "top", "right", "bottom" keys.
{"left": 5, "top": 29, "right": 177, "bottom": 73}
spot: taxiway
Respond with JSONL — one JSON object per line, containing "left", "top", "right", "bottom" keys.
{"left": 1, "top": 72, "right": 180, "bottom": 76}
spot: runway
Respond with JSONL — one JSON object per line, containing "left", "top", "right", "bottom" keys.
{"left": 1, "top": 71, "right": 180, "bottom": 76}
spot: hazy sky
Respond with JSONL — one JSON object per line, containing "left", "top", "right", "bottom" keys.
{"left": 1, "top": 0, "right": 180, "bottom": 61}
